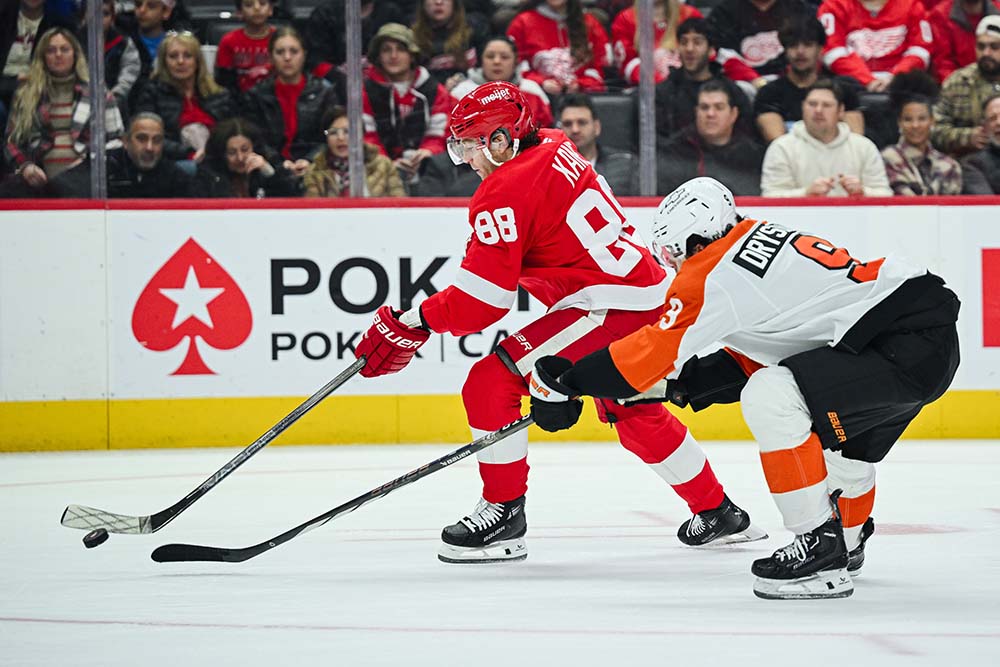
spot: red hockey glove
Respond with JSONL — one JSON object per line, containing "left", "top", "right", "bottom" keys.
{"left": 529, "top": 356, "right": 584, "bottom": 432}
{"left": 355, "top": 305, "right": 430, "bottom": 378}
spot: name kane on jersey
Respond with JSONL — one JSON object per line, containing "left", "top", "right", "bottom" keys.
{"left": 551, "top": 141, "right": 591, "bottom": 187}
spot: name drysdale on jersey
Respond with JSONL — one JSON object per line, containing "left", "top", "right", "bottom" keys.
{"left": 733, "top": 223, "right": 793, "bottom": 278}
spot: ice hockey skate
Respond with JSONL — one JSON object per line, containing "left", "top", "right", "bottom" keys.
{"left": 438, "top": 495, "right": 527, "bottom": 563}
{"left": 751, "top": 496, "right": 853, "bottom": 600}
{"left": 677, "top": 494, "right": 768, "bottom": 546}
{"left": 847, "top": 517, "right": 875, "bottom": 577}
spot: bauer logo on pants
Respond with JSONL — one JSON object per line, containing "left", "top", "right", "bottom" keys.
{"left": 132, "top": 237, "right": 253, "bottom": 375}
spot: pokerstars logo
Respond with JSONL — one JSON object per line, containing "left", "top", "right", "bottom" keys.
{"left": 132, "top": 238, "right": 252, "bottom": 375}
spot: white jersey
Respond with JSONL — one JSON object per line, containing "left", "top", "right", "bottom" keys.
{"left": 607, "top": 218, "right": 926, "bottom": 391}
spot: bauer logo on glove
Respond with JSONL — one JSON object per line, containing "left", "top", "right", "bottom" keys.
{"left": 373, "top": 311, "right": 426, "bottom": 350}
{"left": 355, "top": 305, "right": 430, "bottom": 378}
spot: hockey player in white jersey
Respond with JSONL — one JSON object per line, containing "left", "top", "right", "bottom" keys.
{"left": 526, "top": 177, "right": 961, "bottom": 599}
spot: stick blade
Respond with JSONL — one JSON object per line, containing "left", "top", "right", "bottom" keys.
{"left": 61, "top": 504, "right": 150, "bottom": 534}
{"left": 151, "top": 543, "right": 248, "bottom": 563}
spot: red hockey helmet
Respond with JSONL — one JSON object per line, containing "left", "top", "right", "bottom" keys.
{"left": 447, "top": 81, "right": 536, "bottom": 166}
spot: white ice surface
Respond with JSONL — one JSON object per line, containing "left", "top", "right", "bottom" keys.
{"left": 2, "top": 440, "right": 998, "bottom": 667}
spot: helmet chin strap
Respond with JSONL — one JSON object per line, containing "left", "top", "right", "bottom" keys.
{"left": 482, "top": 137, "right": 520, "bottom": 167}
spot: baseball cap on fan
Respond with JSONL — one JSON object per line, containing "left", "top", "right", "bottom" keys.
{"left": 977, "top": 15, "right": 1000, "bottom": 37}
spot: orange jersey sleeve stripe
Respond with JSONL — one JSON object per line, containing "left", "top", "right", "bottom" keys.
{"left": 838, "top": 486, "right": 876, "bottom": 528}
{"left": 608, "top": 220, "right": 758, "bottom": 392}
{"left": 759, "top": 433, "right": 828, "bottom": 494}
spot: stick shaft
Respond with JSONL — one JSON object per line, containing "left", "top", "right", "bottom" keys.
{"left": 151, "top": 415, "right": 534, "bottom": 563}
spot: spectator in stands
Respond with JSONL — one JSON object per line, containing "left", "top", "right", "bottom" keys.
{"left": 161, "top": 0, "right": 195, "bottom": 32}
{"left": 131, "top": 0, "right": 174, "bottom": 72}
{"left": 2, "top": 27, "right": 124, "bottom": 198}
{"left": 761, "top": 79, "right": 893, "bottom": 195}
{"left": 412, "top": 149, "right": 482, "bottom": 195}
{"left": 194, "top": 117, "right": 299, "bottom": 197}
{"left": 244, "top": 27, "right": 339, "bottom": 178}
{"left": 754, "top": 16, "right": 865, "bottom": 143}
{"left": 933, "top": 15, "right": 1000, "bottom": 153}
{"left": 303, "top": 105, "right": 405, "bottom": 197}
{"left": 305, "top": 0, "right": 404, "bottom": 71}
{"left": 214, "top": 0, "right": 276, "bottom": 96}
{"left": 881, "top": 72, "right": 963, "bottom": 193}
{"left": 1, "top": 0, "right": 66, "bottom": 115}
{"left": 657, "top": 79, "right": 765, "bottom": 194}
{"left": 451, "top": 36, "right": 554, "bottom": 128}
{"left": 610, "top": 0, "right": 703, "bottom": 86}
{"left": 961, "top": 93, "right": 1000, "bottom": 191}
{"left": 134, "top": 32, "right": 234, "bottom": 162}
{"left": 413, "top": 0, "right": 489, "bottom": 88}
{"left": 817, "top": 0, "right": 934, "bottom": 92}
{"left": 558, "top": 93, "right": 639, "bottom": 195}
{"left": 107, "top": 112, "right": 195, "bottom": 197}
{"left": 929, "top": 0, "right": 1000, "bottom": 83}
{"left": 492, "top": 1, "right": 526, "bottom": 34}
{"left": 89, "top": 0, "right": 142, "bottom": 111}
{"left": 707, "top": 0, "right": 812, "bottom": 86}
{"left": 363, "top": 23, "right": 455, "bottom": 185}
{"left": 654, "top": 18, "right": 754, "bottom": 140}
{"left": 506, "top": 0, "right": 610, "bottom": 93}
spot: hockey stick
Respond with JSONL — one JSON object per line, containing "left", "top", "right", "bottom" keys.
{"left": 60, "top": 357, "right": 368, "bottom": 535}
{"left": 150, "top": 414, "right": 534, "bottom": 563}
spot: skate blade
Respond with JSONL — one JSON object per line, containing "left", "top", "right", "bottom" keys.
{"left": 753, "top": 567, "right": 854, "bottom": 600}
{"left": 437, "top": 537, "right": 527, "bottom": 564}
{"left": 716, "top": 524, "right": 769, "bottom": 545}
{"left": 686, "top": 523, "right": 770, "bottom": 547}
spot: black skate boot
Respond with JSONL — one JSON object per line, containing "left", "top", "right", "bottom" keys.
{"left": 751, "top": 492, "right": 852, "bottom": 599}
{"left": 438, "top": 495, "right": 527, "bottom": 564}
{"left": 677, "top": 494, "right": 768, "bottom": 546}
{"left": 847, "top": 517, "right": 875, "bottom": 577}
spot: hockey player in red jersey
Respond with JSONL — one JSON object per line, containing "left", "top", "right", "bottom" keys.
{"left": 528, "top": 177, "right": 960, "bottom": 598}
{"left": 354, "top": 82, "right": 766, "bottom": 564}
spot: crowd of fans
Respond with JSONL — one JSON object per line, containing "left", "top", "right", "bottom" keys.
{"left": 2, "top": 0, "right": 999, "bottom": 198}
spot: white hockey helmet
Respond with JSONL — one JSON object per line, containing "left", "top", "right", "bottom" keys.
{"left": 651, "top": 177, "right": 738, "bottom": 264}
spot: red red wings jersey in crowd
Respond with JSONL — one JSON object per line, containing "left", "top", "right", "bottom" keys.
{"left": 818, "top": 0, "right": 933, "bottom": 84}
{"left": 506, "top": 8, "right": 611, "bottom": 92}
{"left": 610, "top": 6, "right": 759, "bottom": 84}
{"left": 611, "top": 5, "right": 702, "bottom": 84}
{"left": 419, "top": 129, "right": 670, "bottom": 336}
{"left": 215, "top": 28, "right": 275, "bottom": 92}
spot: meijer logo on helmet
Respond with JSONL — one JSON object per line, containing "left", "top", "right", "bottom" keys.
{"left": 479, "top": 88, "right": 511, "bottom": 106}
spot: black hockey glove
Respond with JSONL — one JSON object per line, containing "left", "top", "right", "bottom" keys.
{"left": 529, "top": 356, "right": 584, "bottom": 432}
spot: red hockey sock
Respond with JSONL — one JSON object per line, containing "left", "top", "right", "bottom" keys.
{"left": 480, "top": 458, "right": 530, "bottom": 503}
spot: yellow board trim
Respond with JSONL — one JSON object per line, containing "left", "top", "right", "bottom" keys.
{"left": 1, "top": 390, "right": 998, "bottom": 452}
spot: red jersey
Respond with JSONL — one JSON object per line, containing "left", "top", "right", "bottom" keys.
{"left": 818, "top": 0, "right": 933, "bottom": 84}
{"left": 420, "top": 129, "right": 670, "bottom": 337}
{"left": 611, "top": 5, "right": 702, "bottom": 84}
{"left": 361, "top": 66, "right": 454, "bottom": 158}
{"left": 215, "top": 27, "right": 275, "bottom": 93}
{"left": 506, "top": 8, "right": 611, "bottom": 92}
{"left": 929, "top": 0, "right": 1000, "bottom": 82}
{"left": 610, "top": 6, "right": 758, "bottom": 84}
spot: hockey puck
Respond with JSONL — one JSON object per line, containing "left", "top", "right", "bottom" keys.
{"left": 83, "top": 528, "right": 109, "bottom": 549}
